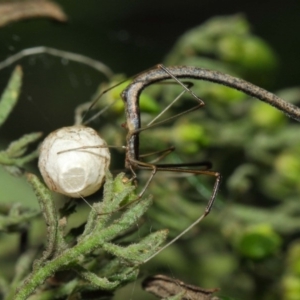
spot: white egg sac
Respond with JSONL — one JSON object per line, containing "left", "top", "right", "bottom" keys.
{"left": 38, "top": 126, "right": 111, "bottom": 198}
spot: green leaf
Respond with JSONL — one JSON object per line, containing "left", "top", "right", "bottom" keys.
{"left": 0, "top": 66, "right": 22, "bottom": 127}
{"left": 6, "top": 132, "right": 42, "bottom": 158}
{"left": 13, "top": 172, "right": 167, "bottom": 300}
{"left": 0, "top": 132, "right": 42, "bottom": 175}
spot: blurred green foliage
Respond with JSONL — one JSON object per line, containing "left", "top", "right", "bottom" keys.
{"left": 92, "top": 15, "right": 300, "bottom": 300}
{"left": 1, "top": 13, "right": 300, "bottom": 300}
{"left": 165, "top": 14, "right": 278, "bottom": 87}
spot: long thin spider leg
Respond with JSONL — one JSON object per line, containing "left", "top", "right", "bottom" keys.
{"left": 142, "top": 166, "right": 222, "bottom": 263}
{"left": 146, "top": 81, "right": 203, "bottom": 127}
{"left": 128, "top": 159, "right": 218, "bottom": 209}
{"left": 147, "top": 89, "right": 187, "bottom": 126}
{"left": 135, "top": 104, "right": 203, "bottom": 134}
{"left": 158, "top": 64, "right": 205, "bottom": 104}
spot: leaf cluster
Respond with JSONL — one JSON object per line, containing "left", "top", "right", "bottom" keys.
{"left": 0, "top": 67, "right": 167, "bottom": 300}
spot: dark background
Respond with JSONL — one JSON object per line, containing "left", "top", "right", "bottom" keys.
{"left": 0, "top": 0, "right": 300, "bottom": 139}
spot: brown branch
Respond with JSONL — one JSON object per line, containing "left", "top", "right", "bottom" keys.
{"left": 142, "top": 274, "right": 220, "bottom": 300}
{"left": 0, "top": 0, "right": 67, "bottom": 27}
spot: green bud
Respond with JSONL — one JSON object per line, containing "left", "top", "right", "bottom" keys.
{"left": 172, "top": 122, "right": 209, "bottom": 153}
{"left": 236, "top": 224, "right": 281, "bottom": 259}
{"left": 250, "top": 101, "right": 286, "bottom": 128}
{"left": 139, "top": 93, "right": 160, "bottom": 113}
{"left": 282, "top": 276, "right": 300, "bottom": 300}
{"left": 275, "top": 152, "right": 300, "bottom": 183}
